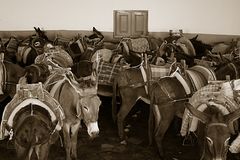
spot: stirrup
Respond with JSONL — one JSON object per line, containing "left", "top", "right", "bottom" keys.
{"left": 182, "top": 132, "right": 198, "bottom": 146}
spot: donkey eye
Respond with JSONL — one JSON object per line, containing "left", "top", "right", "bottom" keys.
{"left": 34, "top": 41, "right": 41, "bottom": 47}
{"left": 83, "top": 106, "right": 89, "bottom": 111}
{"left": 206, "top": 137, "right": 213, "bottom": 146}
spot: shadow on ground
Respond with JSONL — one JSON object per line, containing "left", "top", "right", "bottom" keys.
{"left": 0, "top": 96, "right": 240, "bottom": 160}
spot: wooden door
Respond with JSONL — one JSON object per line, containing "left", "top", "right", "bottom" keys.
{"left": 114, "top": 10, "right": 148, "bottom": 38}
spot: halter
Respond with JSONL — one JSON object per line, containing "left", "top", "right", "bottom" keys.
{"left": 76, "top": 94, "right": 99, "bottom": 124}
{"left": 199, "top": 122, "right": 230, "bottom": 160}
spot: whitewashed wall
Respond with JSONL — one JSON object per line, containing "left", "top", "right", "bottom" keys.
{"left": 0, "top": 0, "right": 239, "bottom": 35}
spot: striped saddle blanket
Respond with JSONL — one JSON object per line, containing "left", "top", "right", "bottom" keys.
{"left": 97, "top": 61, "right": 172, "bottom": 86}
{"left": 97, "top": 61, "right": 122, "bottom": 85}
{"left": 149, "top": 64, "right": 171, "bottom": 80}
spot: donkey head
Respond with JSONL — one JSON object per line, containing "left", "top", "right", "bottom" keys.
{"left": 78, "top": 95, "right": 101, "bottom": 138}
{"left": 186, "top": 102, "right": 240, "bottom": 160}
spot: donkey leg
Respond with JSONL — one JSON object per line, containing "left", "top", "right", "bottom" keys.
{"left": 70, "top": 121, "right": 81, "bottom": 160}
{"left": 63, "top": 123, "right": 72, "bottom": 160}
{"left": 154, "top": 106, "right": 175, "bottom": 159}
{"left": 35, "top": 142, "right": 50, "bottom": 160}
{"left": 117, "top": 98, "right": 136, "bottom": 141}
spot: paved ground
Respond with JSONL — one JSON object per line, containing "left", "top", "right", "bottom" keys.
{"left": 0, "top": 96, "right": 240, "bottom": 160}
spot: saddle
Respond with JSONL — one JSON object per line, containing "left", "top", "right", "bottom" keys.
{"left": 44, "top": 68, "right": 97, "bottom": 98}
{"left": 176, "top": 36, "right": 196, "bottom": 57}
{"left": 181, "top": 80, "right": 240, "bottom": 137}
{"left": 35, "top": 46, "right": 73, "bottom": 68}
{"left": 0, "top": 83, "right": 65, "bottom": 140}
{"left": 121, "top": 37, "right": 150, "bottom": 55}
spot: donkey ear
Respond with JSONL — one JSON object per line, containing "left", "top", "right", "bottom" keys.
{"left": 185, "top": 102, "right": 209, "bottom": 123}
{"left": 193, "top": 35, "right": 198, "bottom": 40}
{"left": 224, "top": 108, "right": 240, "bottom": 124}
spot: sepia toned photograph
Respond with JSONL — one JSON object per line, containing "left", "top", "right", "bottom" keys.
{"left": 0, "top": 0, "right": 240, "bottom": 159}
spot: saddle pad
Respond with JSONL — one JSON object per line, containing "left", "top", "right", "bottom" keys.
{"left": 45, "top": 69, "right": 97, "bottom": 97}
{"left": 170, "top": 69, "right": 191, "bottom": 95}
{"left": 35, "top": 46, "right": 73, "bottom": 68}
{"left": 6, "top": 37, "right": 18, "bottom": 53}
{"left": 190, "top": 65, "right": 216, "bottom": 81}
{"left": 150, "top": 64, "right": 170, "bottom": 80}
{"left": 176, "top": 36, "right": 196, "bottom": 56}
{"left": 92, "top": 49, "right": 113, "bottom": 63}
{"left": 0, "top": 83, "right": 65, "bottom": 140}
{"left": 97, "top": 61, "right": 122, "bottom": 85}
{"left": 130, "top": 38, "right": 150, "bottom": 53}
{"left": 186, "top": 69, "right": 207, "bottom": 92}
{"left": 180, "top": 83, "right": 239, "bottom": 137}
{"left": 17, "top": 46, "right": 32, "bottom": 64}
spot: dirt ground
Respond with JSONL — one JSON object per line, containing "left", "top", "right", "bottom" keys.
{"left": 0, "top": 96, "right": 240, "bottom": 160}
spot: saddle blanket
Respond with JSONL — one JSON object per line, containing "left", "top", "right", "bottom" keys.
{"left": 130, "top": 38, "right": 150, "bottom": 53}
{"left": 0, "top": 83, "right": 65, "bottom": 140}
{"left": 150, "top": 64, "right": 171, "bottom": 80}
{"left": 97, "top": 61, "right": 122, "bottom": 85}
{"left": 180, "top": 80, "right": 240, "bottom": 137}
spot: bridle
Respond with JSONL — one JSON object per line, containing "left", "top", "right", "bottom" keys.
{"left": 200, "top": 122, "right": 230, "bottom": 160}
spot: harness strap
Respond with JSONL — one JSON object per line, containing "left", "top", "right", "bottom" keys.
{"left": 229, "top": 62, "right": 239, "bottom": 79}
{"left": 23, "top": 47, "right": 32, "bottom": 64}
{"left": 140, "top": 65, "right": 148, "bottom": 94}
{"left": 171, "top": 68, "right": 191, "bottom": 95}
{"left": 76, "top": 39, "right": 85, "bottom": 53}
{"left": 207, "top": 123, "right": 228, "bottom": 128}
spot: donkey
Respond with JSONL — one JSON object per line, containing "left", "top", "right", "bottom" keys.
{"left": 149, "top": 74, "right": 240, "bottom": 159}
{"left": 0, "top": 54, "right": 25, "bottom": 102}
{"left": 186, "top": 102, "right": 240, "bottom": 160}
{"left": 214, "top": 59, "right": 240, "bottom": 80}
{"left": 12, "top": 104, "right": 59, "bottom": 160}
{"left": 44, "top": 69, "right": 101, "bottom": 160}
{"left": 148, "top": 75, "right": 205, "bottom": 159}
{"left": 112, "top": 63, "right": 216, "bottom": 158}
{"left": 16, "top": 27, "right": 52, "bottom": 67}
